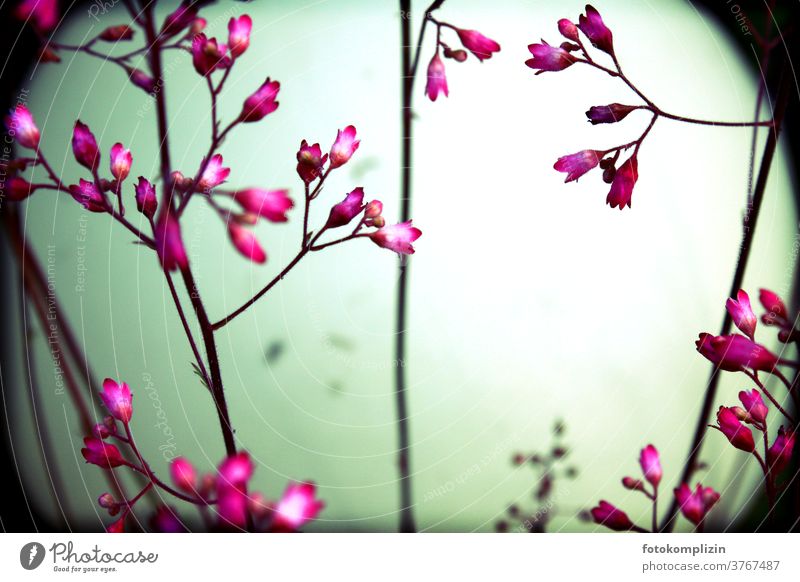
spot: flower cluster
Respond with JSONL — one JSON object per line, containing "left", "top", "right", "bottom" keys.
{"left": 84, "top": 378, "right": 324, "bottom": 532}
{"left": 590, "top": 445, "right": 720, "bottom": 532}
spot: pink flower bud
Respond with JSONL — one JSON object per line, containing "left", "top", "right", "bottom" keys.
{"left": 161, "top": 5, "right": 197, "bottom": 38}
{"left": 622, "top": 477, "right": 645, "bottom": 493}
{"left": 218, "top": 452, "right": 254, "bottom": 489}
{"left": 329, "top": 125, "right": 360, "bottom": 169}
{"left": 425, "top": 54, "right": 448, "bottom": 101}
{"left": 14, "top": 0, "right": 58, "bottom": 33}
{"left": 296, "top": 140, "right": 328, "bottom": 184}
{"left": 526, "top": 42, "right": 577, "bottom": 73}
{"left": 767, "top": 427, "right": 795, "bottom": 475}
{"left": 98, "top": 493, "right": 116, "bottom": 509}
{"left": 170, "top": 458, "right": 197, "bottom": 494}
{"left": 72, "top": 120, "right": 100, "bottom": 172}
{"left": 455, "top": 28, "right": 501, "bottom": 61}
{"left": 197, "top": 154, "right": 230, "bottom": 191}
{"left": 134, "top": 177, "right": 158, "bottom": 219}
{"left": 695, "top": 333, "right": 778, "bottom": 373}
{"left": 228, "top": 15, "right": 252, "bottom": 58}
{"left": 216, "top": 452, "right": 255, "bottom": 528}
{"left": 99, "top": 25, "right": 133, "bottom": 42}
{"left": 272, "top": 482, "right": 324, "bottom": 531}
{"left": 578, "top": 4, "right": 614, "bottom": 55}
{"left": 558, "top": 19, "right": 580, "bottom": 42}
{"left": 586, "top": 103, "right": 638, "bottom": 125}
{"left": 130, "top": 69, "right": 157, "bottom": 93}
{"left": 326, "top": 187, "right": 365, "bottom": 229}
{"left": 759, "top": 289, "right": 788, "bottom": 326}
{"left": 240, "top": 78, "right": 280, "bottom": 122}
{"left": 99, "top": 378, "right": 133, "bottom": 423}
{"left": 606, "top": 155, "right": 638, "bottom": 210}
{"left": 232, "top": 188, "right": 292, "bottom": 222}
{"left": 81, "top": 437, "right": 125, "bottom": 469}
{"left": 38, "top": 46, "right": 61, "bottom": 63}
{"left": 93, "top": 422, "right": 111, "bottom": 439}
{"left": 714, "top": 406, "right": 755, "bottom": 452}
{"left": 726, "top": 290, "right": 757, "bottom": 340}
{"left": 369, "top": 220, "right": 422, "bottom": 255}
{"left": 738, "top": 389, "right": 768, "bottom": 425}
{"left": 443, "top": 46, "right": 468, "bottom": 62}
{"left": 109, "top": 143, "right": 132, "bottom": 182}
{"left": 5, "top": 105, "right": 41, "bottom": 150}
{"left": 106, "top": 517, "right": 126, "bottom": 533}
{"left": 68, "top": 179, "right": 107, "bottom": 212}
{"left": 590, "top": 500, "right": 633, "bottom": 531}
{"left": 189, "top": 18, "right": 207, "bottom": 36}
{"left": 554, "top": 150, "right": 601, "bottom": 182}
{"left": 155, "top": 211, "right": 189, "bottom": 271}
{"left": 674, "top": 483, "right": 719, "bottom": 526}
{"left": 6, "top": 176, "right": 36, "bottom": 202}
{"left": 228, "top": 222, "right": 267, "bottom": 264}
{"left": 365, "top": 200, "right": 383, "bottom": 219}
{"left": 639, "top": 444, "right": 662, "bottom": 487}
{"left": 192, "top": 34, "right": 229, "bottom": 76}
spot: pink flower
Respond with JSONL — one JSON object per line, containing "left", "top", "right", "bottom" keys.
{"left": 218, "top": 452, "right": 254, "bottom": 488}
{"left": 714, "top": 406, "right": 755, "bottom": 452}
{"left": 99, "top": 25, "right": 133, "bottom": 42}
{"left": 107, "top": 517, "right": 126, "bottom": 533}
{"left": 325, "top": 187, "right": 365, "bottom": 229}
{"left": 578, "top": 4, "right": 614, "bottom": 55}
{"left": 109, "top": 143, "right": 132, "bottom": 182}
{"left": 239, "top": 78, "right": 280, "bottom": 123}
{"left": 695, "top": 333, "right": 779, "bottom": 373}
{"left": 161, "top": 5, "right": 197, "bottom": 38}
{"left": 14, "top": 0, "right": 58, "bottom": 33}
{"left": 216, "top": 452, "right": 255, "bottom": 529}
{"left": 738, "top": 389, "right": 768, "bottom": 425}
{"left": 5, "top": 105, "right": 40, "bottom": 149}
{"left": 228, "top": 222, "right": 267, "bottom": 264}
{"left": 72, "top": 120, "right": 100, "bottom": 172}
{"left": 767, "top": 427, "right": 795, "bottom": 474}
{"left": 674, "top": 483, "right": 719, "bottom": 526}
{"left": 155, "top": 211, "right": 189, "bottom": 271}
{"left": 98, "top": 493, "right": 116, "bottom": 511}
{"left": 369, "top": 221, "right": 422, "bottom": 255}
{"left": 272, "top": 482, "right": 324, "bottom": 531}
{"left": 525, "top": 42, "right": 577, "bottom": 73}
{"left": 228, "top": 15, "right": 252, "bottom": 58}
{"left": 232, "top": 188, "right": 292, "bottom": 222}
{"left": 554, "top": 150, "right": 601, "bottom": 182}
{"left": 622, "top": 476, "right": 646, "bottom": 493}
{"left": 134, "top": 177, "right": 158, "bottom": 219}
{"left": 149, "top": 506, "right": 185, "bottom": 533}
{"left": 726, "top": 289, "right": 757, "bottom": 340}
{"left": 81, "top": 437, "right": 125, "bottom": 469}
{"left": 68, "top": 179, "right": 107, "bottom": 213}
{"left": 586, "top": 104, "right": 638, "bottom": 125}
{"left": 364, "top": 200, "right": 384, "bottom": 227}
{"left": 170, "top": 458, "right": 197, "bottom": 494}
{"left": 759, "top": 288, "right": 789, "bottom": 326}
{"left": 7, "top": 176, "right": 36, "bottom": 202}
{"left": 296, "top": 140, "right": 328, "bottom": 184}
{"left": 330, "top": 125, "right": 360, "bottom": 169}
{"left": 197, "top": 154, "right": 230, "bottom": 191}
{"left": 99, "top": 378, "right": 133, "bottom": 423}
{"left": 130, "top": 69, "right": 157, "bottom": 93}
{"left": 606, "top": 155, "right": 638, "bottom": 209}
{"left": 558, "top": 19, "right": 580, "bottom": 42}
{"left": 192, "top": 34, "right": 229, "bottom": 76}
{"left": 455, "top": 28, "right": 501, "bottom": 61}
{"left": 443, "top": 46, "right": 468, "bottom": 62}
{"left": 639, "top": 444, "right": 662, "bottom": 487}
{"left": 590, "top": 500, "right": 634, "bottom": 531}
{"left": 425, "top": 54, "right": 449, "bottom": 101}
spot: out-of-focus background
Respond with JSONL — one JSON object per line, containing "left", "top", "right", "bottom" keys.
{"left": 1, "top": 0, "right": 796, "bottom": 531}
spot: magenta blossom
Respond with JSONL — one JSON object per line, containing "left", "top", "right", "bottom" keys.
{"left": 622, "top": 476, "right": 646, "bottom": 493}
{"left": 228, "top": 222, "right": 267, "bottom": 264}
{"left": 738, "top": 389, "right": 768, "bottom": 425}
{"left": 228, "top": 15, "right": 252, "bottom": 58}
{"left": 109, "top": 143, "right": 132, "bottom": 182}
{"left": 369, "top": 221, "right": 421, "bottom": 255}
{"left": 674, "top": 483, "right": 719, "bottom": 526}
{"left": 606, "top": 156, "right": 638, "bottom": 209}
{"left": 216, "top": 452, "right": 255, "bottom": 528}
{"left": 726, "top": 289, "right": 757, "bottom": 340}
{"left": 150, "top": 506, "right": 186, "bottom": 533}
{"left": 232, "top": 188, "right": 292, "bottom": 222}
{"left": 296, "top": 140, "right": 328, "bottom": 184}
{"left": 134, "top": 177, "right": 158, "bottom": 219}
{"left": 558, "top": 19, "right": 580, "bottom": 42}
{"left": 767, "top": 427, "right": 795, "bottom": 475}
{"left": 99, "top": 378, "right": 133, "bottom": 423}
{"left": 713, "top": 406, "right": 755, "bottom": 452}
{"left": 130, "top": 69, "right": 157, "bottom": 93}
{"left": 81, "top": 437, "right": 125, "bottom": 469}
{"left": 99, "top": 25, "right": 134, "bottom": 42}
{"left": 68, "top": 179, "right": 106, "bottom": 212}
{"left": 525, "top": 42, "right": 577, "bottom": 74}
{"left": 695, "top": 333, "right": 778, "bottom": 373}
{"left": 759, "top": 288, "right": 789, "bottom": 326}
{"left": 155, "top": 211, "right": 189, "bottom": 271}
{"left": 272, "top": 482, "right": 325, "bottom": 531}
{"left": 197, "top": 154, "right": 230, "bottom": 191}
{"left": 14, "top": 0, "right": 58, "bottom": 33}
{"left": 578, "top": 4, "right": 614, "bottom": 55}
{"left": 192, "top": 34, "right": 229, "bottom": 76}
{"left": 329, "top": 125, "right": 360, "bottom": 168}
{"left": 586, "top": 104, "right": 638, "bottom": 125}
{"left": 7, "top": 176, "right": 35, "bottom": 202}
{"left": 72, "top": 121, "right": 100, "bottom": 172}
{"left": 364, "top": 200, "right": 384, "bottom": 227}
{"left": 554, "top": 150, "right": 601, "bottom": 182}
{"left": 639, "top": 444, "right": 662, "bottom": 487}
{"left": 325, "top": 187, "right": 365, "bottom": 229}
{"left": 455, "top": 28, "right": 501, "bottom": 61}
{"left": 425, "top": 53, "right": 448, "bottom": 101}
{"left": 5, "top": 104, "right": 40, "bottom": 149}
{"left": 240, "top": 78, "right": 280, "bottom": 123}
{"left": 590, "top": 500, "right": 633, "bottom": 531}
{"left": 161, "top": 5, "right": 197, "bottom": 38}
{"left": 170, "top": 458, "right": 197, "bottom": 494}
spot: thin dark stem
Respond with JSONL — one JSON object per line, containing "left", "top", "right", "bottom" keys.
{"left": 661, "top": 61, "right": 791, "bottom": 532}
{"left": 651, "top": 486, "right": 658, "bottom": 533}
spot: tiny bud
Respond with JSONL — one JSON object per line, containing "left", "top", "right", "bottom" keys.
{"left": 369, "top": 216, "right": 386, "bottom": 228}
{"left": 559, "top": 41, "right": 580, "bottom": 52}
{"left": 98, "top": 493, "right": 116, "bottom": 509}
{"left": 622, "top": 476, "right": 645, "bottom": 492}
{"left": 99, "top": 25, "right": 134, "bottom": 42}
{"left": 443, "top": 46, "right": 468, "bottom": 62}
{"left": 558, "top": 18, "right": 580, "bottom": 42}
{"left": 512, "top": 453, "right": 525, "bottom": 465}
{"left": 551, "top": 446, "right": 567, "bottom": 458}
{"left": 130, "top": 69, "right": 157, "bottom": 94}
{"left": 189, "top": 18, "right": 208, "bottom": 36}
{"left": 38, "top": 46, "right": 61, "bottom": 63}
{"left": 602, "top": 166, "right": 616, "bottom": 183}
{"left": 103, "top": 415, "right": 117, "bottom": 434}
{"left": 93, "top": 422, "right": 111, "bottom": 439}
